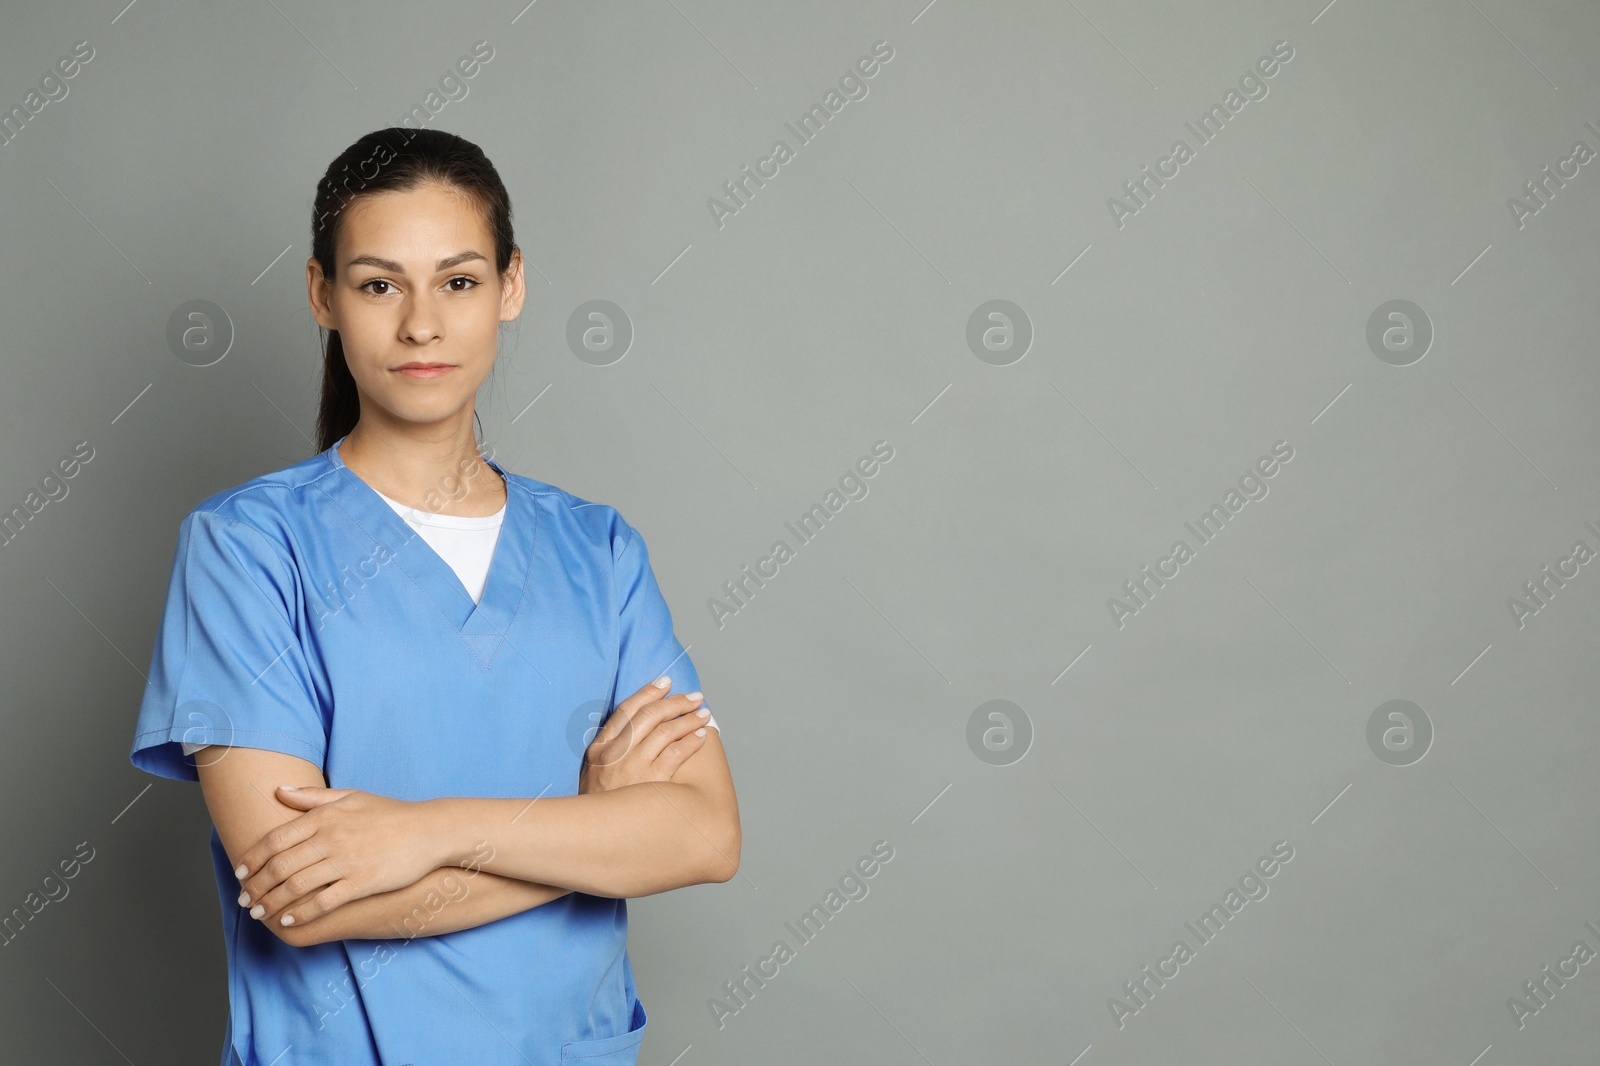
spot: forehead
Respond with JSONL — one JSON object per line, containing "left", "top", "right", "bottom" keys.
{"left": 338, "top": 183, "right": 492, "bottom": 263}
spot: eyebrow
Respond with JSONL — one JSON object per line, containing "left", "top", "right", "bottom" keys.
{"left": 345, "top": 250, "right": 489, "bottom": 273}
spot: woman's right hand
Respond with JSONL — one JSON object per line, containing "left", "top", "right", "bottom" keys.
{"left": 578, "top": 678, "right": 711, "bottom": 794}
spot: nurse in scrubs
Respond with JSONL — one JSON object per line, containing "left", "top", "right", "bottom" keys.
{"left": 129, "top": 127, "right": 740, "bottom": 1066}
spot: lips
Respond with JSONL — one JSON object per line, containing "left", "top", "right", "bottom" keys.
{"left": 393, "top": 363, "right": 457, "bottom": 379}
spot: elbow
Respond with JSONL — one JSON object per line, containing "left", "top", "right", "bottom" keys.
{"left": 702, "top": 819, "right": 741, "bottom": 885}
{"left": 706, "top": 856, "right": 739, "bottom": 885}
{"left": 652, "top": 815, "right": 738, "bottom": 892}
{"left": 616, "top": 823, "right": 739, "bottom": 896}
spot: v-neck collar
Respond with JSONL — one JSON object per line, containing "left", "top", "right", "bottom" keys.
{"left": 320, "top": 434, "right": 536, "bottom": 665}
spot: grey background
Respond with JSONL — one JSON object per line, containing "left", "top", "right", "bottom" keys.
{"left": 2, "top": 0, "right": 1598, "bottom": 1062}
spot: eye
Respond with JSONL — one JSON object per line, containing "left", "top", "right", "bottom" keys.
{"left": 445, "top": 275, "right": 479, "bottom": 292}
{"left": 360, "top": 279, "right": 395, "bottom": 296}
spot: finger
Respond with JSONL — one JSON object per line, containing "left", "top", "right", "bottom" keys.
{"left": 236, "top": 808, "right": 320, "bottom": 881}
{"left": 587, "top": 690, "right": 705, "bottom": 767}
{"left": 595, "top": 677, "right": 673, "bottom": 746}
{"left": 632, "top": 690, "right": 707, "bottom": 744}
{"left": 280, "top": 879, "right": 365, "bottom": 929}
{"left": 259, "top": 888, "right": 317, "bottom": 933}
{"left": 589, "top": 680, "right": 688, "bottom": 751}
{"left": 609, "top": 677, "right": 707, "bottom": 731}
{"left": 608, "top": 687, "right": 705, "bottom": 744}
{"left": 652, "top": 727, "right": 711, "bottom": 780}
{"left": 629, "top": 698, "right": 712, "bottom": 762}
{"left": 252, "top": 858, "right": 346, "bottom": 921}
{"left": 274, "top": 785, "right": 350, "bottom": 809}
{"left": 240, "top": 839, "right": 330, "bottom": 910}
{"left": 623, "top": 675, "right": 674, "bottom": 708}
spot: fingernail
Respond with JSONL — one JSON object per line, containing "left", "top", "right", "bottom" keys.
{"left": 238, "top": 891, "right": 250, "bottom": 906}
{"left": 235, "top": 864, "right": 249, "bottom": 878}
{"left": 279, "top": 784, "right": 298, "bottom": 791}
{"left": 695, "top": 727, "right": 706, "bottom": 736}
{"left": 281, "top": 915, "right": 295, "bottom": 926}
{"left": 250, "top": 904, "right": 265, "bottom": 919}
{"left": 696, "top": 708, "right": 709, "bottom": 718}
{"left": 653, "top": 676, "right": 670, "bottom": 688}
{"left": 685, "top": 691, "right": 701, "bottom": 700}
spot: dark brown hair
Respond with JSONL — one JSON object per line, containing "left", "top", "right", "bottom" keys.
{"left": 310, "top": 127, "right": 517, "bottom": 453}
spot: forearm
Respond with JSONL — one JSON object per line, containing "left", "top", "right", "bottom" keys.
{"left": 426, "top": 782, "right": 738, "bottom": 899}
{"left": 283, "top": 864, "right": 571, "bottom": 946}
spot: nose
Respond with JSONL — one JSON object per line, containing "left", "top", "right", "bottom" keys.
{"left": 399, "top": 295, "right": 442, "bottom": 344}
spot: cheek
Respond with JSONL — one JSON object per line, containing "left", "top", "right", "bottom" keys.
{"left": 450, "top": 307, "right": 503, "bottom": 370}
{"left": 452, "top": 302, "right": 502, "bottom": 342}
{"left": 332, "top": 306, "right": 395, "bottom": 370}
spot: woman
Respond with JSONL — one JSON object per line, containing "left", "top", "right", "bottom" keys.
{"left": 129, "top": 128, "right": 739, "bottom": 1066}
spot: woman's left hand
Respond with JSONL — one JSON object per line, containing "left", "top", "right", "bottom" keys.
{"left": 234, "top": 785, "right": 447, "bottom": 929}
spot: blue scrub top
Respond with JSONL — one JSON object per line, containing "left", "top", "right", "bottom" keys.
{"left": 129, "top": 436, "right": 708, "bottom": 1066}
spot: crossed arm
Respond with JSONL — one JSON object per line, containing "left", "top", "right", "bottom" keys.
{"left": 195, "top": 682, "right": 739, "bottom": 948}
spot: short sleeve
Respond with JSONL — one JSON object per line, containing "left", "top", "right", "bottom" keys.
{"left": 130, "top": 510, "right": 330, "bottom": 782}
{"left": 610, "top": 518, "right": 717, "bottom": 732}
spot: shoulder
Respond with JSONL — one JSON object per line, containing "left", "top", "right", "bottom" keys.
{"left": 178, "top": 451, "right": 339, "bottom": 560}
{"left": 501, "top": 471, "right": 639, "bottom": 558}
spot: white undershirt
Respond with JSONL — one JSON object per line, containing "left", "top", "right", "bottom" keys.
{"left": 372, "top": 487, "right": 506, "bottom": 604}
{"left": 181, "top": 487, "right": 715, "bottom": 754}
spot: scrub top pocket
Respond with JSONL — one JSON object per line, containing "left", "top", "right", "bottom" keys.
{"left": 560, "top": 998, "right": 648, "bottom": 1064}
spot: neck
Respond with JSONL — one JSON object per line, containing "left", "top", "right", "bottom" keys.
{"left": 337, "top": 420, "right": 505, "bottom": 517}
